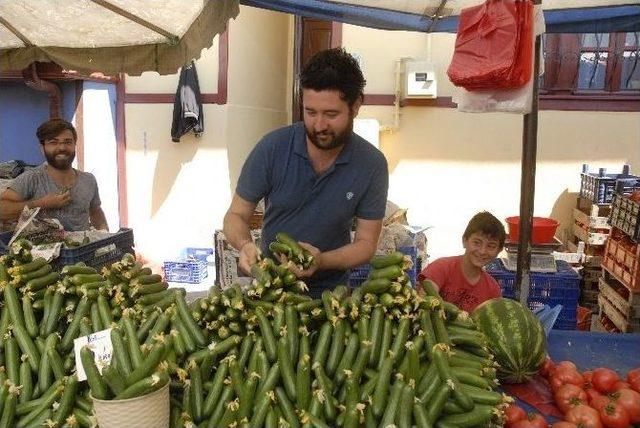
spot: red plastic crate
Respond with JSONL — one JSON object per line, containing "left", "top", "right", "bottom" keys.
{"left": 602, "top": 228, "right": 640, "bottom": 292}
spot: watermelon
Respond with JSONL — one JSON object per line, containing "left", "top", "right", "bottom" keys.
{"left": 472, "top": 298, "right": 547, "bottom": 384}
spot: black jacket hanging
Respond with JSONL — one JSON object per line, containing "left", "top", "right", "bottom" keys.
{"left": 171, "top": 61, "right": 204, "bottom": 142}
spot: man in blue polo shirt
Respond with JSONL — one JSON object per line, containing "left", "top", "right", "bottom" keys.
{"left": 223, "top": 48, "right": 388, "bottom": 296}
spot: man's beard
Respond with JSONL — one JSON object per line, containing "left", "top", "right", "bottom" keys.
{"left": 45, "top": 150, "right": 75, "bottom": 170}
{"left": 305, "top": 119, "right": 353, "bottom": 151}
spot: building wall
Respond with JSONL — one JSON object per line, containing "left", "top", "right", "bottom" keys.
{"left": 122, "top": 10, "right": 640, "bottom": 264}
{"left": 341, "top": 26, "right": 640, "bottom": 259}
{"left": 123, "top": 6, "right": 290, "bottom": 262}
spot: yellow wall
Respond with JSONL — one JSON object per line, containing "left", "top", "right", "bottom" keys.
{"left": 124, "top": 10, "right": 640, "bottom": 263}
{"left": 342, "top": 25, "right": 640, "bottom": 258}
{"left": 123, "top": 6, "right": 290, "bottom": 262}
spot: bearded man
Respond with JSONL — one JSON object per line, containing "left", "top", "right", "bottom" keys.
{"left": 0, "top": 119, "right": 108, "bottom": 231}
{"left": 223, "top": 48, "right": 388, "bottom": 296}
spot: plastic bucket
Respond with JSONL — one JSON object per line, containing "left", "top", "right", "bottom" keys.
{"left": 92, "top": 382, "right": 170, "bottom": 428}
{"left": 506, "top": 216, "right": 559, "bottom": 244}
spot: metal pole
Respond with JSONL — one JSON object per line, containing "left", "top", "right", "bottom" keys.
{"left": 515, "top": 2, "right": 542, "bottom": 305}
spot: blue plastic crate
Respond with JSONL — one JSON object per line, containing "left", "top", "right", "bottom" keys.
{"left": 180, "top": 247, "right": 214, "bottom": 263}
{"left": 486, "top": 259, "right": 580, "bottom": 330}
{"left": 0, "top": 229, "right": 134, "bottom": 270}
{"left": 164, "top": 259, "right": 208, "bottom": 284}
{"left": 349, "top": 246, "right": 421, "bottom": 287}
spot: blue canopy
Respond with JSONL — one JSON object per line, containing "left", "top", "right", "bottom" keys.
{"left": 241, "top": 0, "right": 640, "bottom": 33}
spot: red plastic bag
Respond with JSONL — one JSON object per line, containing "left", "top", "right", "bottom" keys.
{"left": 448, "top": 0, "right": 533, "bottom": 91}
{"left": 503, "top": 374, "right": 565, "bottom": 419}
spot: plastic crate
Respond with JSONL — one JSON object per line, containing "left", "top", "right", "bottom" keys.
{"left": 164, "top": 259, "right": 208, "bottom": 284}
{"left": 349, "top": 246, "right": 421, "bottom": 287}
{"left": 610, "top": 193, "right": 640, "bottom": 242}
{"left": 486, "top": 259, "right": 581, "bottom": 330}
{"left": 180, "top": 247, "right": 214, "bottom": 263}
{"left": 579, "top": 164, "right": 640, "bottom": 204}
{"left": 0, "top": 229, "right": 134, "bottom": 270}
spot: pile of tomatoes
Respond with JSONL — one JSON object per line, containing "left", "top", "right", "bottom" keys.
{"left": 504, "top": 358, "right": 640, "bottom": 428}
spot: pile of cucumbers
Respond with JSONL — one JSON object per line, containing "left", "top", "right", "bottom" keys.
{"left": 0, "top": 240, "right": 511, "bottom": 428}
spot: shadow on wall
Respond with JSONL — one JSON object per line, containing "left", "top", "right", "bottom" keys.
{"left": 150, "top": 137, "right": 199, "bottom": 216}
{"left": 549, "top": 189, "right": 579, "bottom": 244}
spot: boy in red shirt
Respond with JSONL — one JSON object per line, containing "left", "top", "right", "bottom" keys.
{"left": 418, "top": 211, "right": 506, "bottom": 312}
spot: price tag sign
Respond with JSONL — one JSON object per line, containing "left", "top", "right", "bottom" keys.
{"left": 74, "top": 328, "right": 113, "bottom": 381}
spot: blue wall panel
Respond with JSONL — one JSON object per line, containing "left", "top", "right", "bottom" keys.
{"left": 0, "top": 81, "right": 76, "bottom": 165}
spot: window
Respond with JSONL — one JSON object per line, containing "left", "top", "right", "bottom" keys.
{"left": 542, "top": 32, "right": 640, "bottom": 95}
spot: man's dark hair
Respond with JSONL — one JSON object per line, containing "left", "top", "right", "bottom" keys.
{"left": 300, "top": 48, "right": 366, "bottom": 107}
{"left": 36, "top": 119, "right": 77, "bottom": 144}
{"left": 463, "top": 211, "right": 507, "bottom": 248}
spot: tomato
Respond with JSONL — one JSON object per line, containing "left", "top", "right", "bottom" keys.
{"left": 565, "top": 405, "right": 604, "bottom": 428}
{"left": 557, "top": 361, "right": 579, "bottom": 373}
{"left": 540, "top": 356, "right": 556, "bottom": 378}
{"left": 592, "top": 368, "right": 620, "bottom": 393}
{"left": 627, "top": 368, "right": 640, "bottom": 393}
{"left": 609, "top": 388, "right": 640, "bottom": 424}
{"left": 583, "top": 371, "right": 594, "bottom": 390}
{"left": 505, "top": 404, "right": 527, "bottom": 426}
{"left": 599, "top": 401, "right": 629, "bottom": 428}
{"left": 611, "top": 381, "right": 631, "bottom": 392}
{"left": 587, "top": 389, "right": 609, "bottom": 411}
{"left": 552, "top": 367, "right": 587, "bottom": 392}
{"left": 511, "top": 413, "right": 549, "bottom": 428}
{"left": 551, "top": 423, "right": 578, "bottom": 428}
{"left": 555, "top": 384, "right": 588, "bottom": 414}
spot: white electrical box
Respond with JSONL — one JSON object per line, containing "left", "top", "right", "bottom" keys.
{"left": 403, "top": 60, "right": 437, "bottom": 99}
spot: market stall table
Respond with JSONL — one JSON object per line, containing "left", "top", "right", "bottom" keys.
{"left": 509, "top": 330, "right": 640, "bottom": 422}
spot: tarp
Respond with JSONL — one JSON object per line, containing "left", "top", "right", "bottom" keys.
{"left": 240, "top": 0, "right": 640, "bottom": 33}
{"left": 0, "top": 0, "right": 240, "bottom": 75}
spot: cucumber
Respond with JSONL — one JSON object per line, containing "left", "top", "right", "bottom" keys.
{"left": 380, "top": 379, "right": 405, "bottom": 428}
{"left": 368, "top": 307, "right": 384, "bottom": 366}
{"left": 51, "top": 375, "right": 78, "bottom": 425}
{"left": 80, "top": 346, "right": 110, "bottom": 399}
{"left": 5, "top": 335, "right": 20, "bottom": 384}
{"left": 24, "top": 271, "right": 59, "bottom": 291}
{"left": 136, "top": 310, "right": 161, "bottom": 343}
{"left": 115, "top": 372, "right": 167, "bottom": 399}
{"left": 285, "top": 305, "right": 299, "bottom": 363}
{"left": 46, "top": 346, "right": 65, "bottom": 380}
{"left": 360, "top": 278, "right": 393, "bottom": 294}
{"left": 60, "top": 296, "right": 90, "bottom": 351}
{"left": 372, "top": 356, "right": 394, "bottom": 417}
{"left": 126, "top": 342, "right": 166, "bottom": 387}
{"left": 9, "top": 257, "right": 47, "bottom": 275}
{"left": 256, "top": 308, "right": 277, "bottom": 362}
{"left": 397, "top": 383, "right": 415, "bottom": 428}
{"left": 202, "top": 359, "right": 229, "bottom": 418}
{"left": 371, "top": 252, "right": 405, "bottom": 269}
{"left": 435, "top": 404, "right": 495, "bottom": 427}
{"left": 19, "top": 360, "right": 33, "bottom": 403}
{"left": 369, "top": 264, "right": 403, "bottom": 280}
{"left": 277, "top": 336, "right": 297, "bottom": 401}
{"left": 326, "top": 319, "right": 346, "bottom": 377}
{"left": 61, "top": 265, "right": 97, "bottom": 276}
{"left": 275, "top": 387, "right": 300, "bottom": 428}
{"left": 390, "top": 317, "right": 411, "bottom": 365}
{"left": 312, "top": 322, "right": 333, "bottom": 368}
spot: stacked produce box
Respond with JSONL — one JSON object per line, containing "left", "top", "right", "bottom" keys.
{"left": 573, "top": 165, "right": 640, "bottom": 331}
{"left": 569, "top": 197, "right": 611, "bottom": 313}
{"left": 598, "top": 190, "right": 640, "bottom": 333}
{"left": 0, "top": 235, "right": 525, "bottom": 427}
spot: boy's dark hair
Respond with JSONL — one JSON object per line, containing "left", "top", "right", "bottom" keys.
{"left": 463, "top": 211, "right": 506, "bottom": 248}
{"left": 36, "top": 119, "right": 77, "bottom": 144}
{"left": 300, "top": 48, "right": 366, "bottom": 107}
